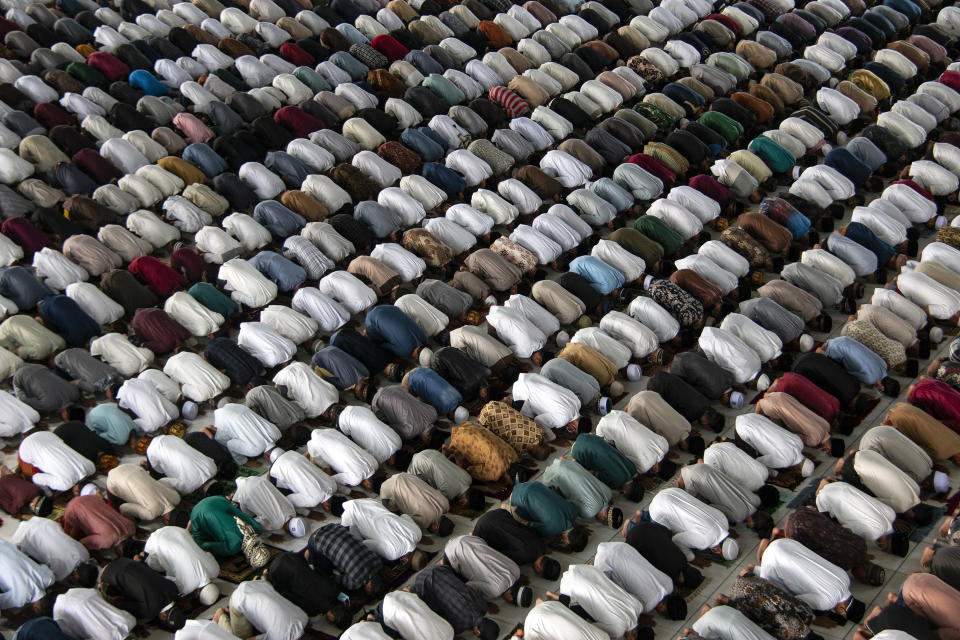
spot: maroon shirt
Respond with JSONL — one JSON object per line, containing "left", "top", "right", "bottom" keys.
{"left": 72, "top": 148, "right": 123, "bottom": 184}
{"left": 0, "top": 473, "right": 41, "bottom": 515}
{"left": 1, "top": 217, "right": 49, "bottom": 257}
{"left": 128, "top": 257, "right": 186, "bottom": 297}
{"left": 769, "top": 372, "right": 840, "bottom": 424}
{"left": 170, "top": 247, "right": 206, "bottom": 283}
{"left": 63, "top": 495, "right": 135, "bottom": 551}
{"left": 130, "top": 308, "right": 191, "bottom": 353}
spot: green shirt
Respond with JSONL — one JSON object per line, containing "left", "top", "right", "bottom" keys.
{"left": 508, "top": 481, "right": 578, "bottom": 538}
{"left": 634, "top": 215, "right": 683, "bottom": 256}
{"left": 189, "top": 282, "right": 238, "bottom": 318}
{"left": 540, "top": 458, "right": 612, "bottom": 519}
{"left": 698, "top": 111, "right": 743, "bottom": 144}
{"left": 609, "top": 228, "right": 665, "bottom": 267}
{"left": 190, "top": 496, "right": 261, "bottom": 557}
{"left": 572, "top": 434, "right": 637, "bottom": 489}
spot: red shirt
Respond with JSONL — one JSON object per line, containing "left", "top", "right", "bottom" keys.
{"left": 371, "top": 34, "right": 409, "bottom": 63}
{"left": 128, "top": 256, "right": 186, "bottom": 297}
{"left": 908, "top": 379, "right": 960, "bottom": 433}
{"left": 274, "top": 106, "right": 325, "bottom": 139}
{"left": 770, "top": 372, "right": 840, "bottom": 424}
{"left": 130, "top": 308, "right": 191, "bottom": 353}
{"left": 1, "top": 217, "right": 49, "bottom": 257}
{"left": 63, "top": 495, "right": 135, "bottom": 551}
{"left": 626, "top": 153, "right": 676, "bottom": 189}
{"left": 278, "top": 42, "right": 315, "bottom": 67}
{"left": 170, "top": 247, "right": 206, "bottom": 283}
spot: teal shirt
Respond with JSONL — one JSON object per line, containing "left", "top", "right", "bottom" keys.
{"left": 86, "top": 403, "right": 135, "bottom": 446}
{"left": 508, "top": 481, "right": 578, "bottom": 538}
{"left": 188, "top": 282, "right": 238, "bottom": 318}
{"left": 572, "top": 434, "right": 637, "bottom": 490}
{"left": 540, "top": 458, "right": 612, "bottom": 519}
{"left": 190, "top": 496, "right": 261, "bottom": 557}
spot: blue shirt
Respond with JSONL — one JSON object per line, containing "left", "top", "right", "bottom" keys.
{"left": 569, "top": 256, "right": 626, "bottom": 295}
{"left": 823, "top": 336, "right": 889, "bottom": 384}
{"left": 311, "top": 346, "right": 369, "bottom": 389}
{"left": 247, "top": 251, "right": 307, "bottom": 292}
{"left": 401, "top": 128, "right": 444, "bottom": 162}
{"left": 128, "top": 69, "right": 169, "bottom": 96}
{"left": 264, "top": 151, "right": 312, "bottom": 189}
{"left": 364, "top": 305, "right": 426, "bottom": 358}
{"left": 15, "top": 617, "right": 72, "bottom": 640}
{"left": 253, "top": 201, "right": 307, "bottom": 239}
{"left": 38, "top": 294, "right": 99, "bottom": 346}
{"left": 182, "top": 143, "right": 229, "bottom": 178}
{"left": 86, "top": 402, "right": 136, "bottom": 446}
{"left": 588, "top": 178, "right": 634, "bottom": 213}
{"left": 406, "top": 367, "right": 461, "bottom": 416}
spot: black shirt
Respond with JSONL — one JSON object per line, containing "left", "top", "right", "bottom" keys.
{"left": 54, "top": 421, "right": 113, "bottom": 463}
{"left": 625, "top": 520, "right": 687, "bottom": 581}
{"left": 266, "top": 552, "right": 339, "bottom": 616}
{"left": 791, "top": 352, "right": 859, "bottom": 408}
{"left": 646, "top": 371, "right": 709, "bottom": 422}
{"left": 430, "top": 347, "right": 490, "bottom": 401}
{"left": 472, "top": 508, "right": 546, "bottom": 566}
{"left": 100, "top": 558, "right": 179, "bottom": 621}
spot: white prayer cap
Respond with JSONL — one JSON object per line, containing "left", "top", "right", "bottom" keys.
{"left": 454, "top": 406, "right": 470, "bottom": 423}
{"left": 627, "top": 364, "right": 643, "bottom": 381}
{"left": 931, "top": 326, "right": 944, "bottom": 344}
{"left": 937, "top": 215, "right": 949, "bottom": 230}
{"left": 556, "top": 331, "right": 570, "bottom": 347}
{"left": 935, "top": 470, "right": 950, "bottom": 494}
{"left": 721, "top": 537, "right": 739, "bottom": 561}
{"left": 729, "top": 391, "right": 744, "bottom": 409}
{"left": 799, "top": 334, "right": 815, "bottom": 352}
{"left": 484, "top": 295, "right": 498, "bottom": 306}
{"left": 288, "top": 517, "right": 307, "bottom": 538}
{"left": 181, "top": 400, "right": 199, "bottom": 420}
{"left": 419, "top": 347, "right": 434, "bottom": 368}
{"left": 597, "top": 397, "right": 611, "bottom": 415}
{"left": 801, "top": 458, "right": 815, "bottom": 477}
{"left": 80, "top": 483, "right": 98, "bottom": 497}
{"left": 643, "top": 275, "right": 654, "bottom": 291}
{"left": 756, "top": 373, "right": 771, "bottom": 391}
{"left": 199, "top": 583, "right": 220, "bottom": 606}
{"left": 269, "top": 448, "right": 285, "bottom": 464}
{"left": 610, "top": 381, "right": 625, "bottom": 397}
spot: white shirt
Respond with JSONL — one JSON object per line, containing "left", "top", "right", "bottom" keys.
{"left": 594, "top": 542, "right": 671, "bottom": 614}
{"left": 881, "top": 183, "right": 938, "bottom": 223}
{"left": 12, "top": 517, "right": 87, "bottom": 582}
{"left": 379, "top": 591, "right": 453, "bottom": 640}
{"left": 816, "top": 481, "right": 895, "bottom": 541}
{"left": 308, "top": 429, "right": 378, "bottom": 487}
{"left": 599, "top": 310, "right": 659, "bottom": 358}
{"left": 54, "top": 588, "right": 136, "bottom": 640}
{"left": 338, "top": 405, "right": 401, "bottom": 464}
{"left": 510, "top": 225, "right": 562, "bottom": 264}
{"left": 540, "top": 149, "right": 592, "bottom": 188}
{"left": 757, "top": 538, "right": 851, "bottom": 611}
{"left": 318, "top": 271, "right": 377, "bottom": 315}
{"left": 117, "top": 378, "right": 179, "bottom": 433}
{"left": 533, "top": 213, "right": 581, "bottom": 252}
{"left": 801, "top": 248, "right": 856, "bottom": 288}
{"left": 147, "top": 435, "right": 216, "bottom": 494}
{"left": 230, "top": 579, "right": 308, "bottom": 640}
{"left": 259, "top": 306, "right": 317, "bottom": 345}
{"left": 378, "top": 187, "right": 426, "bottom": 227}
{"left": 291, "top": 287, "right": 350, "bottom": 332}
{"left": 698, "top": 326, "right": 762, "bottom": 385}
{"left": 272, "top": 362, "right": 338, "bottom": 418}
{"left": 373, "top": 244, "right": 426, "bottom": 283}
{"left": 703, "top": 442, "right": 769, "bottom": 491}
{"left": 559, "top": 564, "right": 644, "bottom": 638}
{"left": 164, "top": 291, "right": 224, "bottom": 337}
{"left": 487, "top": 305, "right": 546, "bottom": 359}
{"left": 922, "top": 242, "right": 960, "bottom": 277}
{"left": 693, "top": 605, "right": 776, "bottom": 640}
{"left": 735, "top": 413, "right": 805, "bottom": 469}
{"left": 234, "top": 474, "right": 295, "bottom": 532}
{"left": 511, "top": 372, "right": 581, "bottom": 430}
{"left": 719, "top": 313, "right": 782, "bottom": 363}
{"left": 126, "top": 209, "right": 180, "bottom": 246}
{"left": 505, "top": 294, "right": 560, "bottom": 338}
{"left": 0, "top": 389, "right": 38, "bottom": 437}
{"left": 163, "top": 351, "right": 229, "bottom": 403}
{"left": 89, "top": 333, "right": 153, "bottom": 377}
{"left": 143, "top": 526, "right": 218, "bottom": 594}
{"left": 472, "top": 188, "right": 520, "bottom": 225}
{"left": 218, "top": 258, "right": 278, "bottom": 309}
{"left": 138, "top": 369, "right": 181, "bottom": 405}
{"left": 340, "top": 498, "right": 421, "bottom": 561}
{"left": 591, "top": 240, "right": 645, "bottom": 282}
{"left": 33, "top": 248, "right": 88, "bottom": 291}
{"left": 446, "top": 204, "right": 494, "bottom": 238}
{"left": 340, "top": 622, "right": 393, "bottom": 640}
{"left": 269, "top": 450, "right": 336, "bottom": 510}
{"left": 222, "top": 213, "right": 271, "bottom": 253}
{"left": 596, "top": 410, "right": 668, "bottom": 473}
{"left": 896, "top": 270, "right": 960, "bottom": 320}
{"left": 423, "top": 218, "right": 476, "bottom": 255}
{"left": 238, "top": 321, "right": 297, "bottom": 368}
{"left": 443, "top": 535, "right": 519, "bottom": 599}
{"left": 675, "top": 254, "right": 738, "bottom": 295}
{"left": 570, "top": 327, "right": 632, "bottom": 371}
{"left": 871, "top": 288, "right": 928, "bottom": 331}
{"left": 522, "top": 600, "right": 608, "bottom": 640}
{"left": 18, "top": 431, "right": 94, "bottom": 492}
{"left": 648, "top": 199, "right": 703, "bottom": 240}
{"left": 214, "top": 403, "right": 281, "bottom": 461}
{"left": 853, "top": 449, "right": 920, "bottom": 514}
{"left": 648, "top": 487, "right": 729, "bottom": 559}
{"left": 627, "top": 296, "right": 680, "bottom": 343}
{"left": 175, "top": 620, "right": 237, "bottom": 640}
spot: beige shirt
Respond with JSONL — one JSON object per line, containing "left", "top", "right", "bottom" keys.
{"left": 379, "top": 472, "right": 449, "bottom": 529}
{"left": 625, "top": 390, "right": 690, "bottom": 447}
{"left": 106, "top": 463, "right": 180, "bottom": 520}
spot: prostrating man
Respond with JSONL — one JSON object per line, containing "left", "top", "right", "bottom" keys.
{"left": 442, "top": 534, "right": 532, "bottom": 607}
{"left": 677, "top": 463, "right": 773, "bottom": 537}
{"left": 0, "top": 538, "right": 55, "bottom": 612}
{"left": 189, "top": 495, "right": 262, "bottom": 557}
{"left": 262, "top": 552, "right": 352, "bottom": 630}
{"left": 407, "top": 449, "right": 486, "bottom": 512}
{"left": 379, "top": 472, "right": 454, "bottom": 536}
{"left": 549, "top": 563, "right": 646, "bottom": 639}
{"left": 305, "top": 523, "right": 386, "bottom": 596}
{"left": 143, "top": 434, "right": 219, "bottom": 496}
{"left": 540, "top": 456, "right": 623, "bottom": 529}
{"left": 690, "top": 604, "right": 776, "bottom": 640}
{"left": 834, "top": 449, "right": 925, "bottom": 519}
{"left": 232, "top": 474, "right": 305, "bottom": 538}
{"left": 472, "top": 508, "right": 562, "bottom": 581}
{"left": 369, "top": 590, "right": 454, "bottom": 640}
{"left": 142, "top": 525, "right": 220, "bottom": 605}
{"left": 97, "top": 557, "right": 186, "bottom": 631}
{"left": 267, "top": 448, "right": 341, "bottom": 514}
{"left": 106, "top": 463, "right": 181, "bottom": 522}
{"left": 215, "top": 579, "right": 307, "bottom": 640}
{"left": 519, "top": 600, "right": 609, "bottom": 640}
{"left": 647, "top": 487, "right": 740, "bottom": 562}
{"left": 53, "top": 588, "right": 135, "bottom": 640}
{"left": 307, "top": 428, "right": 383, "bottom": 491}
{"left": 506, "top": 481, "right": 587, "bottom": 552}
{"left": 18, "top": 430, "right": 94, "bottom": 492}
{"left": 340, "top": 498, "right": 425, "bottom": 565}
{"left": 815, "top": 479, "right": 909, "bottom": 557}
{"left": 12, "top": 517, "right": 96, "bottom": 587}
{"left": 412, "top": 564, "right": 501, "bottom": 640}
{"left": 62, "top": 493, "right": 137, "bottom": 554}
{"left": 755, "top": 537, "right": 865, "bottom": 623}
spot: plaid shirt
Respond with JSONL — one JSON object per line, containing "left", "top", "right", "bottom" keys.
{"left": 413, "top": 565, "right": 487, "bottom": 633}
{"left": 477, "top": 400, "right": 543, "bottom": 453}
{"left": 308, "top": 524, "right": 383, "bottom": 591}
{"left": 350, "top": 44, "right": 388, "bottom": 70}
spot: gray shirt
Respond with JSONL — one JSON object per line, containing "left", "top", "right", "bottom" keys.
{"left": 371, "top": 384, "right": 437, "bottom": 440}
{"left": 244, "top": 385, "right": 305, "bottom": 430}
{"left": 540, "top": 357, "right": 601, "bottom": 406}
{"left": 407, "top": 449, "right": 471, "bottom": 500}
{"left": 738, "top": 297, "right": 805, "bottom": 344}
{"left": 54, "top": 348, "right": 122, "bottom": 394}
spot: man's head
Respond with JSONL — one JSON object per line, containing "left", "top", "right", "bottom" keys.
{"left": 663, "top": 593, "right": 687, "bottom": 620}
{"left": 72, "top": 562, "right": 100, "bottom": 588}
{"left": 475, "top": 618, "right": 499, "bottom": 640}
{"left": 163, "top": 508, "right": 190, "bottom": 529}
{"left": 62, "top": 405, "right": 86, "bottom": 422}
{"left": 325, "top": 495, "right": 347, "bottom": 517}
{"left": 29, "top": 495, "right": 52, "bottom": 517}
{"left": 328, "top": 604, "right": 352, "bottom": 630}
{"left": 159, "top": 606, "right": 186, "bottom": 631}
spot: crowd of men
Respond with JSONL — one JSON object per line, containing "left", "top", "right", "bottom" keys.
{"left": 0, "top": 0, "right": 959, "bottom": 635}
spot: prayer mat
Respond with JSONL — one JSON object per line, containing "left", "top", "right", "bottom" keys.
{"left": 786, "top": 477, "right": 822, "bottom": 509}
{"left": 448, "top": 498, "right": 493, "bottom": 519}
{"left": 680, "top": 573, "right": 712, "bottom": 602}
{"left": 218, "top": 544, "right": 285, "bottom": 583}
{"left": 381, "top": 549, "right": 439, "bottom": 592}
